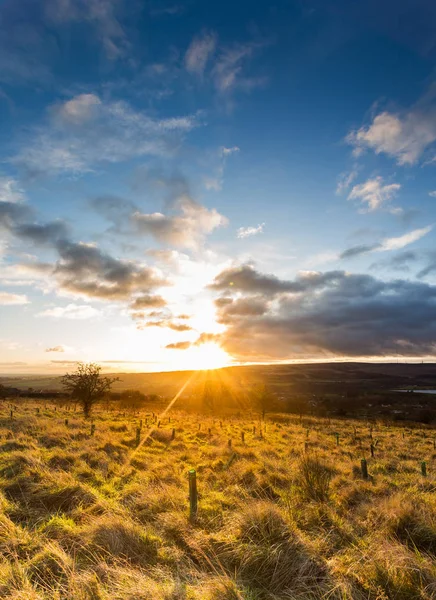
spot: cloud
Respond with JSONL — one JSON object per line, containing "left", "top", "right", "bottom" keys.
{"left": 339, "top": 244, "right": 380, "bottom": 259}
{"left": 0, "top": 195, "right": 170, "bottom": 320}
{"left": 211, "top": 265, "right": 436, "bottom": 359}
{"left": 0, "top": 292, "right": 29, "bottom": 305}
{"left": 38, "top": 303, "right": 101, "bottom": 319}
{"left": 379, "top": 226, "right": 433, "bottom": 251}
{"left": 336, "top": 168, "right": 358, "bottom": 195}
{"left": 185, "top": 31, "right": 217, "bottom": 76}
{"left": 45, "top": 345, "right": 65, "bottom": 353}
{"left": 237, "top": 223, "right": 265, "bottom": 239}
{"left": 13, "top": 94, "right": 199, "bottom": 176}
{"left": 129, "top": 295, "right": 167, "bottom": 310}
{"left": 346, "top": 90, "right": 436, "bottom": 165}
{"left": 44, "top": 0, "right": 129, "bottom": 60}
{"left": 209, "top": 264, "right": 343, "bottom": 294}
{"left": 165, "top": 341, "right": 192, "bottom": 350}
{"left": 51, "top": 239, "right": 168, "bottom": 301}
{"left": 0, "top": 177, "right": 25, "bottom": 203}
{"left": 212, "top": 42, "right": 267, "bottom": 93}
{"left": 204, "top": 145, "right": 240, "bottom": 192}
{"left": 132, "top": 194, "right": 227, "bottom": 249}
{"left": 348, "top": 177, "right": 401, "bottom": 212}
{"left": 429, "top": 191, "right": 436, "bottom": 197}
{"left": 340, "top": 226, "right": 433, "bottom": 259}
{"left": 221, "top": 146, "right": 240, "bottom": 156}
{"left": 13, "top": 221, "right": 70, "bottom": 246}
{"left": 143, "top": 320, "right": 192, "bottom": 332}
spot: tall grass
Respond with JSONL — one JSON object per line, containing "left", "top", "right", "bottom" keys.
{"left": 0, "top": 400, "right": 434, "bottom": 598}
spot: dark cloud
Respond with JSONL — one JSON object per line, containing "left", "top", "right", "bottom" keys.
{"left": 13, "top": 221, "right": 69, "bottom": 245}
{"left": 216, "top": 296, "right": 269, "bottom": 323}
{"left": 211, "top": 265, "right": 436, "bottom": 360}
{"left": 370, "top": 250, "right": 419, "bottom": 272}
{"left": 0, "top": 201, "right": 32, "bottom": 229}
{"left": 339, "top": 244, "right": 379, "bottom": 259}
{"left": 51, "top": 239, "right": 168, "bottom": 301}
{"left": 165, "top": 341, "right": 192, "bottom": 350}
{"left": 209, "top": 264, "right": 344, "bottom": 294}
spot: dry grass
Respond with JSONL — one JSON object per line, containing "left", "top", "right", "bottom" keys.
{"left": 0, "top": 400, "right": 434, "bottom": 599}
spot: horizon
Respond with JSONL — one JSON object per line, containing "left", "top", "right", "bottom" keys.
{"left": 2, "top": 1, "right": 436, "bottom": 373}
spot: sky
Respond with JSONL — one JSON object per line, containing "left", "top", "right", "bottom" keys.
{"left": 2, "top": 0, "right": 436, "bottom": 374}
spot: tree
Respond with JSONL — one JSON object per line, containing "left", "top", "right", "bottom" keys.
{"left": 253, "top": 384, "right": 276, "bottom": 417}
{"left": 61, "top": 363, "right": 118, "bottom": 418}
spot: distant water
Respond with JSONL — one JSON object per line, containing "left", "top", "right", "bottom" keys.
{"left": 394, "top": 389, "right": 436, "bottom": 394}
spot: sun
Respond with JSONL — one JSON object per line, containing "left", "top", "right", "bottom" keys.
{"left": 177, "top": 343, "right": 230, "bottom": 371}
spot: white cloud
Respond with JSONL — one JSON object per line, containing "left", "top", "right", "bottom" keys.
{"left": 348, "top": 176, "right": 401, "bottom": 212}
{"left": 133, "top": 194, "right": 228, "bottom": 249}
{"left": 0, "top": 292, "right": 29, "bottom": 305}
{"left": 237, "top": 223, "right": 265, "bottom": 239}
{"left": 221, "top": 146, "right": 240, "bottom": 156}
{"left": 54, "top": 93, "right": 102, "bottom": 125}
{"left": 38, "top": 303, "right": 101, "bottom": 319}
{"left": 185, "top": 31, "right": 217, "bottom": 76}
{"left": 0, "top": 177, "right": 25, "bottom": 203}
{"left": 45, "top": 345, "right": 65, "bottom": 353}
{"left": 347, "top": 106, "right": 436, "bottom": 166}
{"left": 429, "top": 191, "right": 436, "bottom": 197}
{"left": 379, "top": 225, "right": 433, "bottom": 251}
{"left": 13, "top": 94, "right": 199, "bottom": 176}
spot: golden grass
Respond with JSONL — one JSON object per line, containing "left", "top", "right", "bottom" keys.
{"left": 0, "top": 400, "right": 434, "bottom": 599}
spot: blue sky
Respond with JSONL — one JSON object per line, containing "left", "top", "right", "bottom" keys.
{"left": 2, "top": 0, "right": 436, "bottom": 373}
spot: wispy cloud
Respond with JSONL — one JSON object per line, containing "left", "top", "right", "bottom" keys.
{"left": 204, "top": 146, "right": 240, "bottom": 192}
{"left": 45, "top": 345, "right": 65, "bottom": 353}
{"left": 0, "top": 177, "right": 25, "bottom": 204}
{"left": 38, "top": 303, "right": 101, "bottom": 319}
{"left": 429, "top": 191, "right": 436, "bottom": 197}
{"left": 185, "top": 30, "right": 217, "bottom": 76}
{"left": 340, "top": 225, "right": 433, "bottom": 259}
{"left": 0, "top": 292, "right": 29, "bottom": 305}
{"left": 45, "top": 0, "right": 130, "bottom": 60}
{"left": 379, "top": 225, "right": 433, "bottom": 251}
{"left": 348, "top": 176, "right": 401, "bottom": 212}
{"left": 336, "top": 168, "right": 358, "bottom": 195}
{"left": 237, "top": 223, "right": 265, "bottom": 239}
{"left": 347, "top": 89, "right": 436, "bottom": 165}
{"left": 13, "top": 94, "right": 199, "bottom": 176}
{"left": 212, "top": 42, "right": 267, "bottom": 93}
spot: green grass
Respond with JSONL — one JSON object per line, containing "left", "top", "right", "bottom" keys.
{"left": 0, "top": 400, "right": 434, "bottom": 598}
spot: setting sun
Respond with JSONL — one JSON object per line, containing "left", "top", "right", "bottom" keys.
{"left": 177, "top": 343, "right": 230, "bottom": 371}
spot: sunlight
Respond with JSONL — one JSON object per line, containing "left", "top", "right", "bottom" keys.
{"left": 177, "top": 343, "right": 230, "bottom": 371}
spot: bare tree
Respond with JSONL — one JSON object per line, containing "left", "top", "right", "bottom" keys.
{"left": 61, "top": 363, "right": 118, "bottom": 418}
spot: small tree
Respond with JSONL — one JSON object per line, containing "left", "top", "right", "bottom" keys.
{"left": 61, "top": 363, "right": 118, "bottom": 418}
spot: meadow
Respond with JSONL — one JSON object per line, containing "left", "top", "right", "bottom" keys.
{"left": 0, "top": 399, "right": 435, "bottom": 599}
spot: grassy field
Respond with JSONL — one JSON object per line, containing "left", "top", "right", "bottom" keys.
{"left": 0, "top": 400, "right": 435, "bottom": 599}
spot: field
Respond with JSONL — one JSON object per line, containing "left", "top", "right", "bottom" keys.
{"left": 0, "top": 399, "right": 435, "bottom": 599}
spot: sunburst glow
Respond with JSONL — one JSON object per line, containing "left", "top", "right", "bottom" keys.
{"left": 178, "top": 343, "right": 230, "bottom": 371}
